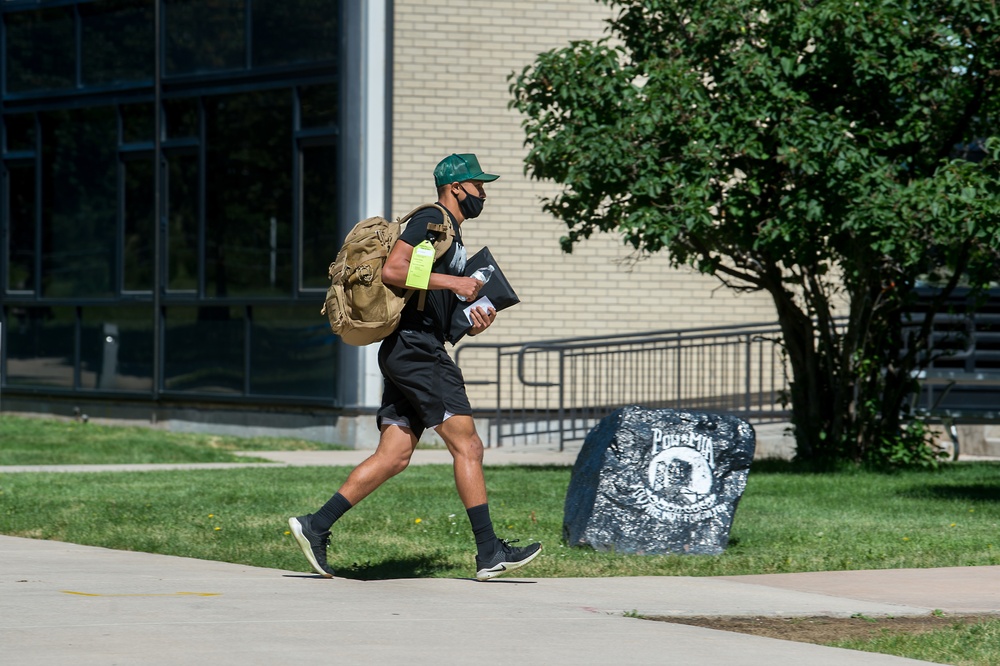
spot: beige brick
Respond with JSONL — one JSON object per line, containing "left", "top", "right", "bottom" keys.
{"left": 392, "top": 1, "right": 776, "bottom": 345}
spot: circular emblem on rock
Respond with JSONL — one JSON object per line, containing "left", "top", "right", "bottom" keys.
{"left": 648, "top": 446, "right": 714, "bottom": 505}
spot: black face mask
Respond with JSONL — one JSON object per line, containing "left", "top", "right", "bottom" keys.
{"left": 457, "top": 185, "right": 485, "bottom": 219}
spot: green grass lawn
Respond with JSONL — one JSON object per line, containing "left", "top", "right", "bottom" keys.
{"left": 2, "top": 413, "right": 999, "bottom": 578}
{"left": 0, "top": 414, "right": 342, "bottom": 465}
{"left": 830, "top": 617, "right": 1000, "bottom": 666}
{"left": 2, "top": 459, "right": 999, "bottom": 579}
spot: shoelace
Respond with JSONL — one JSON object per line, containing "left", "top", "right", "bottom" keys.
{"left": 313, "top": 533, "right": 331, "bottom": 555}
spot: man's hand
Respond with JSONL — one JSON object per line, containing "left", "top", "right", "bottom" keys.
{"left": 466, "top": 305, "right": 497, "bottom": 336}
{"left": 453, "top": 276, "right": 484, "bottom": 302}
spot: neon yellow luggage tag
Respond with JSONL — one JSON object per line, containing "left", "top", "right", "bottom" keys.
{"left": 405, "top": 240, "right": 435, "bottom": 289}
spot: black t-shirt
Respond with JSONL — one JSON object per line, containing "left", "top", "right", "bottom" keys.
{"left": 396, "top": 205, "right": 466, "bottom": 338}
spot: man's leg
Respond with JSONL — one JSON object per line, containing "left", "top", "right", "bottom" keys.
{"left": 434, "top": 414, "right": 487, "bottom": 508}
{"left": 337, "top": 424, "right": 419, "bottom": 504}
{"left": 435, "top": 415, "right": 541, "bottom": 580}
{"left": 288, "top": 424, "right": 418, "bottom": 577}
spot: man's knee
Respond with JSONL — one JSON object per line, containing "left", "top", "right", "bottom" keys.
{"left": 376, "top": 425, "right": 417, "bottom": 475}
{"left": 456, "top": 433, "right": 485, "bottom": 463}
{"left": 379, "top": 449, "right": 412, "bottom": 476}
{"left": 436, "top": 416, "right": 484, "bottom": 462}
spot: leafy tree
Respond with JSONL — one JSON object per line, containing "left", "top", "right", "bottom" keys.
{"left": 510, "top": 0, "right": 1000, "bottom": 467}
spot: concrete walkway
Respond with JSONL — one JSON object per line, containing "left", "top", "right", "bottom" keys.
{"left": 3, "top": 535, "right": 998, "bottom": 665}
{"left": 0, "top": 445, "right": 584, "bottom": 473}
{"left": 3, "top": 448, "right": 999, "bottom": 664}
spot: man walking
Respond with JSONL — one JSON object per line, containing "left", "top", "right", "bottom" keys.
{"left": 289, "top": 153, "right": 541, "bottom": 581}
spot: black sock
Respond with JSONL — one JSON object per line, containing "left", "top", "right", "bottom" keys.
{"left": 311, "top": 492, "right": 352, "bottom": 532}
{"left": 466, "top": 503, "right": 498, "bottom": 559}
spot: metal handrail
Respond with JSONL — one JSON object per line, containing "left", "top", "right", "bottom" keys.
{"left": 456, "top": 322, "right": 789, "bottom": 449}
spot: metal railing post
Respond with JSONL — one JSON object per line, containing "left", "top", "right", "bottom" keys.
{"left": 745, "top": 333, "right": 752, "bottom": 414}
{"left": 558, "top": 348, "right": 565, "bottom": 452}
{"left": 494, "top": 345, "right": 502, "bottom": 447}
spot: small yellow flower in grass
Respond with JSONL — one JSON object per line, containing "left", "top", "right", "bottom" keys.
{"left": 902, "top": 537, "right": 910, "bottom": 541}
{"left": 414, "top": 518, "right": 422, "bottom": 524}
{"left": 284, "top": 530, "right": 291, "bottom": 536}
{"left": 208, "top": 514, "right": 215, "bottom": 518}
{"left": 949, "top": 523, "right": 957, "bottom": 528}
{"left": 214, "top": 527, "right": 221, "bottom": 531}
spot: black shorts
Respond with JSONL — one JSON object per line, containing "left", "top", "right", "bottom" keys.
{"left": 376, "top": 329, "right": 472, "bottom": 440}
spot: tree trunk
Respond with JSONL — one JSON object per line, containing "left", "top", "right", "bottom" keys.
{"left": 767, "top": 285, "right": 830, "bottom": 464}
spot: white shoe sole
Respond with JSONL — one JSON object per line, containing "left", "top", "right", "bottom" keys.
{"left": 476, "top": 545, "right": 542, "bottom": 581}
{"left": 288, "top": 517, "right": 334, "bottom": 578}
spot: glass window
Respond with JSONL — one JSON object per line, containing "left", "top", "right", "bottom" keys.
{"left": 204, "top": 89, "right": 292, "bottom": 297}
{"left": 121, "top": 103, "right": 155, "bottom": 144}
{"left": 250, "top": 305, "right": 336, "bottom": 398}
{"left": 4, "top": 7, "right": 76, "bottom": 93}
{"left": 123, "top": 156, "right": 155, "bottom": 291}
{"left": 299, "top": 85, "right": 337, "bottom": 129}
{"left": 165, "top": 151, "right": 199, "bottom": 291}
{"left": 40, "top": 107, "right": 118, "bottom": 297}
{"left": 164, "top": 305, "right": 244, "bottom": 393}
{"left": 5, "top": 114, "right": 36, "bottom": 153}
{"left": 165, "top": 0, "right": 246, "bottom": 75}
{"left": 3, "top": 305, "right": 76, "bottom": 389}
{"left": 164, "top": 98, "right": 199, "bottom": 138}
{"left": 252, "top": 0, "right": 337, "bottom": 68}
{"left": 300, "top": 142, "right": 337, "bottom": 289}
{"left": 6, "top": 162, "right": 36, "bottom": 293}
{"left": 81, "top": 0, "right": 155, "bottom": 86}
{"left": 81, "top": 306, "right": 153, "bottom": 391}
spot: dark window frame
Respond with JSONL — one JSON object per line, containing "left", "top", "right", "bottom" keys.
{"left": 0, "top": 0, "right": 345, "bottom": 406}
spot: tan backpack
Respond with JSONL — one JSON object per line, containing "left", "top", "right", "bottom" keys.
{"left": 321, "top": 203, "right": 454, "bottom": 346}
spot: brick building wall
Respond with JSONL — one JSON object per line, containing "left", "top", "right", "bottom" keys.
{"left": 391, "top": 1, "right": 777, "bottom": 346}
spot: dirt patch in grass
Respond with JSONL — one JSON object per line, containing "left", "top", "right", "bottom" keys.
{"left": 648, "top": 614, "right": 998, "bottom": 644}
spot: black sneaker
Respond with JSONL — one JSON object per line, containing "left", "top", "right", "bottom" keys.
{"left": 475, "top": 539, "right": 542, "bottom": 581}
{"left": 288, "top": 515, "right": 335, "bottom": 578}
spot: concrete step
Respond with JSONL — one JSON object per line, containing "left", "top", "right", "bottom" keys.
{"left": 954, "top": 425, "right": 1000, "bottom": 458}
{"left": 751, "top": 422, "right": 795, "bottom": 460}
{"left": 758, "top": 424, "right": 1000, "bottom": 461}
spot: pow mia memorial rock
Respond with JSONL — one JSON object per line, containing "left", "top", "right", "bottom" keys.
{"left": 563, "top": 405, "right": 755, "bottom": 555}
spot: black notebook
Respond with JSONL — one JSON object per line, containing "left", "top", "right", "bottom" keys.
{"left": 448, "top": 246, "right": 520, "bottom": 343}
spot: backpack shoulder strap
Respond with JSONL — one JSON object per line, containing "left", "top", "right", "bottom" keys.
{"left": 427, "top": 203, "right": 455, "bottom": 257}
{"left": 398, "top": 203, "right": 455, "bottom": 257}
{"left": 397, "top": 203, "right": 456, "bottom": 313}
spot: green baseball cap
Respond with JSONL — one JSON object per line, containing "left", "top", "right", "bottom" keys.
{"left": 433, "top": 153, "right": 500, "bottom": 187}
